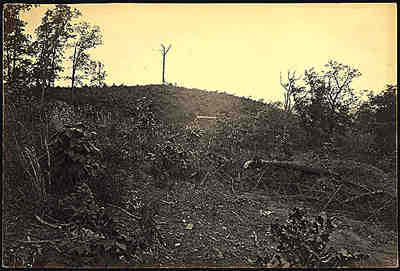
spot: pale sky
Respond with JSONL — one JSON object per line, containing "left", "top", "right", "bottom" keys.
{"left": 20, "top": 3, "right": 397, "bottom": 102}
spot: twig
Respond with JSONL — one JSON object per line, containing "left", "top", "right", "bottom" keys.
{"left": 215, "top": 171, "right": 228, "bottom": 185}
{"left": 17, "top": 141, "right": 34, "bottom": 181}
{"left": 231, "top": 211, "right": 245, "bottom": 224}
{"left": 321, "top": 184, "right": 343, "bottom": 211}
{"left": 34, "top": 215, "right": 62, "bottom": 229}
{"left": 160, "top": 200, "right": 175, "bottom": 205}
{"left": 231, "top": 175, "right": 235, "bottom": 194}
{"left": 220, "top": 170, "right": 237, "bottom": 193}
{"left": 105, "top": 203, "right": 141, "bottom": 220}
{"left": 277, "top": 194, "right": 323, "bottom": 201}
{"left": 337, "top": 178, "right": 375, "bottom": 194}
{"left": 236, "top": 171, "right": 241, "bottom": 190}
{"left": 253, "top": 171, "right": 265, "bottom": 192}
{"left": 253, "top": 230, "right": 259, "bottom": 247}
{"left": 341, "top": 190, "right": 385, "bottom": 205}
{"left": 50, "top": 244, "right": 63, "bottom": 253}
{"left": 44, "top": 121, "right": 51, "bottom": 201}
{"left": 363, "top": 199, "right": 394, "bottom": 223}
{"left": 43, "top": 215, "right": 73, "bottom": 227}
{"left": 16, "top": 237, "right": 79, "bottom": 244}
{"left": 200, "top": 171, "right": 210, "bottom": 186}
{"left": 23, "top": 146, "right": 46, "bottom": 201}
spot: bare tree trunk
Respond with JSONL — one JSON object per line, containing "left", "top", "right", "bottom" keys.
{"left": 40, "top": 55, "right": 48, "bottom": 107}
{"left": 160, "top": 44, "right": 171, "bottom": 84}
{"left": 71, "top": 43, "right": 78, "bottom": 102}
{"left": 162, "top": 53, "right": 166, "bottom": 84}
{"left": 40, "top": 83, "right": 46, "bottom": 108}
{"left": 12, "top": 49, "right": 16, "bottom": 84}
{"left": 280, "top": 70, "right": 301, "bottom": 114}
{"left": 50, "top": 46, "right": 57, "bottom": 88}
{"left": 95, "top": 62, "right": 103, "bottom": 87}
{"left": 49, "top": 21, "right": 67, "bottom": 88}
{"left": 5, "top": 48, "right": 12, "bottom": 83}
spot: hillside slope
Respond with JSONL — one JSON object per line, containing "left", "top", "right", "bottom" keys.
{"left": 33, "top": 84, "right": 268, "bottom": 125}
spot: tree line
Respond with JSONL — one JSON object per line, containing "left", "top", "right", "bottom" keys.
{"left": 279, "top": 60, "right": 396, "bottom": 168}
{"left": 4, "top": 4, "right": 107, "bottom": 100}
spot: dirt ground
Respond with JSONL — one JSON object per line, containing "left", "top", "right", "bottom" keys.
{"left": 2, "top": 174, "right": 398, "bottom": 268}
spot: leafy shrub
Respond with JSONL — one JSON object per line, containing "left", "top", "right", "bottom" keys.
{"left": 145, "top": 137, "right": 196, "bottom": 189}
{"left": 259, "top": 208, "right": 369, "bottom": 268}
{"left": 66, "top": 236, "right": 135, "bottom": 267}
{"left": 57, "top": 183, "right": 115, "bottom": 233}
{"left": 291, "top": 61, "right": 361, "bottom": 148}
{"left": 43, "top": 183, "right": 140, "bottom": 267}
{"left": 359, "top": 85, "right": 396, "bottom": 155}
{"left": 86, "top": 170, "right": 127, "bottom": 205}
{"left": 47, "top": 123, "right": 104, "bottom": 196}
{"left": 60, "top": 185, "right": 161, "bottom": 267}
{"left": 48, "top": 100, "right": 77, "bottom": 129}
{"left": 97, "top": 96, "right": 161, "bottom": 166}
{"left": 211, "top": 102, "right": 306, "bottom": 163}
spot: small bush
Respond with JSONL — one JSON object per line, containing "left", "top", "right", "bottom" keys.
{"left": 44, "top": 183, "right": 139, "bottom": 267}
{"left": 145, "top": 138, "right": 194, "bottom": 189}
{"left": 87, "top": 170, "right": 128, "bottom": 205}
{"left": 47, "top": 123, "right": 104, "bottom": 196}
{"left": 258, "top": 208, "right": 369, "bottom": 268}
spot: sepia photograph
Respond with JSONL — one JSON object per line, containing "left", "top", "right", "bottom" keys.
{"left": 2, "top": 2, "right": 398, "bottom": 268}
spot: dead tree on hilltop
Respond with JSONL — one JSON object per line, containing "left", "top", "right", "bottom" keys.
{"left": 278, "top": 70, "right": 302, "bottom": 158}
{"left": 160, "top": 43, "right": 172, "bottom": 84}
{"left": 280, "top": 70, "right": 301, "bottom": 114}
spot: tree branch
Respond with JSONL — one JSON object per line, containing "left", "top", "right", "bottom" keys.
{"left": 35, "top": 215, "right": 63, "bottom": 229}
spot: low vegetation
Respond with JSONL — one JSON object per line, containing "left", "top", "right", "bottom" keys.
{"left": 3, "top": 79, "right": 397, "bottom": 268}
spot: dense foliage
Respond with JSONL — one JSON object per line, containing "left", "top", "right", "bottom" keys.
{"left": 3, "top": 4, "right": 37, "bottom": 86}
{"left": 3, "top": 4, "right": 107, "bottom": 100}
{"left": 289, "top": 61, "right": 361, "bottom": 147}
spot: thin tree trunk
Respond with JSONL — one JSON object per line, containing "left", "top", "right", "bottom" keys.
{"left": 162, "top": 54, "right": 166, "bottom": 84}
{"left": 70, "top": 42, "right": 79, "bottom": 103}
{"left": 96, "top": 62, "right": 102, "bottom": 87}
{"left": 5, "top": 48, "right": 11, "bottom": 83}
{"left": 40, "top": 53, "right": 48, "bottom": 107}
{"left": 50, "top": 24, "right": 61, "bottom": 88}
{"left": 12, "top": 49, "right": 16, "bottom": 84}
{"left": 39, "top": 25, "right": 50, "bottom": 106}
{"left": 49, "top": 20, "right": 67, "bottom": 88}
{"left": 50, "top": 46, "right": 57, "bottom": 88}
{"left": 161, "top": 44, "right": 171, "bottom": 85}
{"left": 40, "top": 83, "right": 46, "bottom": 107}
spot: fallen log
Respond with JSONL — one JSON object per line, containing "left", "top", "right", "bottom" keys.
{"left": 243, "top": 160, "right": 338, "bottom": 177}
